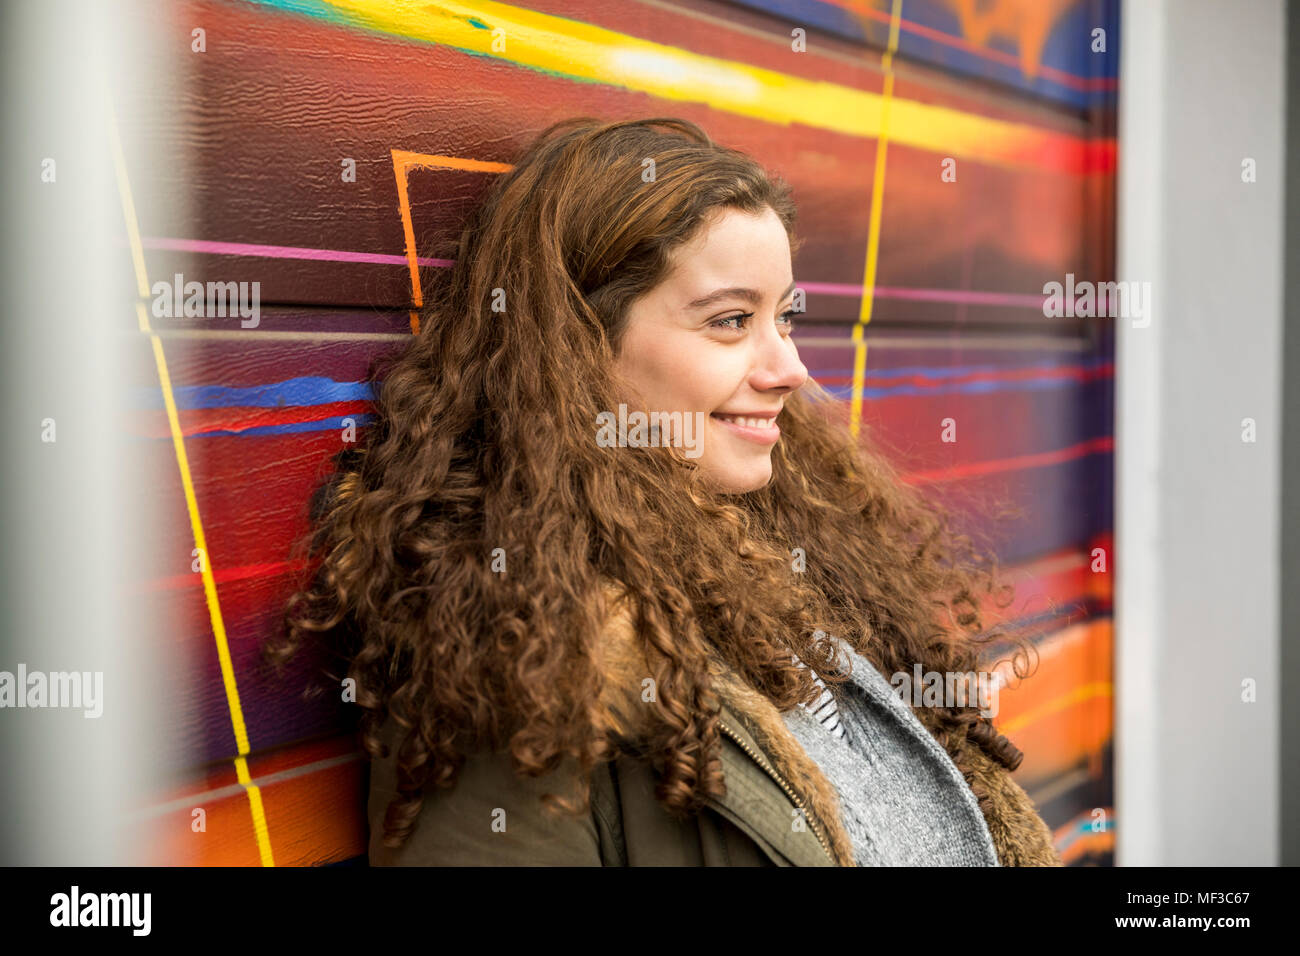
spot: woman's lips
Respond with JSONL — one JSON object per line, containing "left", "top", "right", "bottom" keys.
{"left": 710, "top": 412, "right": 780, "bottom": 445}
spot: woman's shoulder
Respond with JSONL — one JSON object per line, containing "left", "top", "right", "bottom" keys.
{"left": 366, "top": 717, "right": 612, "bottom": 866}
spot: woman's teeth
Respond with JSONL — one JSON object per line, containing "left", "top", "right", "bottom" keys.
{"left": 713, "top": 414, "right": 774, "bottom": 428}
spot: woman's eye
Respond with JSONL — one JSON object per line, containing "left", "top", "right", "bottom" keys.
{"left": 711, "top": 312, "right": 753, "bottom": 330}
{"left": 711, "top": 309, "right": 798, "bottom": 332}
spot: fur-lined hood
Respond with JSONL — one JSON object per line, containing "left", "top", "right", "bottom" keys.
{"left": 590, "top": 588, "right": 1063, "bottom": 867}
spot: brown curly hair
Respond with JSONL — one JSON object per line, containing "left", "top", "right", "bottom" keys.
{"left": 263, "top": 116, "right": 1040, "bottom": 851}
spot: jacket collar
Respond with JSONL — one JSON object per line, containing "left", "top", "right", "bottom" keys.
{"left": 593, "top": 587, "right": 857, "bottom": 866}
{"left": 592, "top": 585, "right": 1063, "bottom": 867}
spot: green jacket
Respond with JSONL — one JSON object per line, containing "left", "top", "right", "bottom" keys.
{"left": 367, "top": 701, "right": 837, "bottom": 866}
{"left": 367, "top": 594, "right": 1062, "bottom": 866}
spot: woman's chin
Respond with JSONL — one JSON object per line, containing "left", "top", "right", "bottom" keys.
{"left": 701, "top": 458, "right": 773, "bottom": 495}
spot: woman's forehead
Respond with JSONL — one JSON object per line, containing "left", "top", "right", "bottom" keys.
{"left": 662, "top": 209, "right": 793, "bottom": 299}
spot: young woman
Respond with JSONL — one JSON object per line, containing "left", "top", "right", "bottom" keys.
{"left": 268, "top": 116, "right": 1061, "bottom": 866}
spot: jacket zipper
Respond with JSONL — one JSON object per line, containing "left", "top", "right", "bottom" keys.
{"left": 716, "top": 717, "right": 836, "bottom": 864}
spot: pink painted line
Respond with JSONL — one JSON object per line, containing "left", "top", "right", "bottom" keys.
{"left": 141, "top": 236, "right": 452, "bottom": 268}
{"left": 140, "top": 238, "right": 1045, "bottom": 309}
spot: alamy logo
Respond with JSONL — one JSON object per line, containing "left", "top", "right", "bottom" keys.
{"left": 595, "top": 404, "right": 705, "bottom": 459}
{"left": 151, "top": 272, "right": 260, "bottom": 328}
{"left": 50, "top": 886, "right": 150, "bottom": 936}
{"left": 1042, "top": 273, "right": 1151, "bottom": 327}
{"left": 890, "top": 663, "right": 999, "bottom": 718}
{"left": 0, "top": 664, "right": 102, "bottom": 718}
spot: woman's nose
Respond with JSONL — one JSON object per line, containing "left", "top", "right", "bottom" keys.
{"left": 752, "top": 328, "right": 807, "bottom": 392}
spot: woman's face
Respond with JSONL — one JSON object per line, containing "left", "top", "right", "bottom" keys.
{"left": 612, "top": 206, "right": 809, "bottom": 494}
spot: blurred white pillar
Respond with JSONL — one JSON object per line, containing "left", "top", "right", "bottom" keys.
{"left": 1116, "top": 0, "right": 1285, "bottom": 865}
{"left": 0, "top": 0, "right": 174, "bottom": 864}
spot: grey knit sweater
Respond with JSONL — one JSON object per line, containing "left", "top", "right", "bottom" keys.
{"left": 783, "top": 637, "right": 1000, "bottom": 866}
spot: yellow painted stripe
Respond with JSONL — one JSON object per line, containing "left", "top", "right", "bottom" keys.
{"left": 283, "top": 0, "right": 1078, "bottom": 172}
{"left": 848, "top": 0, "right": 902, "bottom": 440}
{"left": 110, "top": 98, "right": 276, "bottom": 867}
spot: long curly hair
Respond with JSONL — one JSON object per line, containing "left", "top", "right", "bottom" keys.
{"left": 263, "top": 116, "right": 1040, "bottom": 851}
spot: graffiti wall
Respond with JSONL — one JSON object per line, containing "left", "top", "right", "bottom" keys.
{"left": 116, "top": 0, "right": 1117, "bottom": 865}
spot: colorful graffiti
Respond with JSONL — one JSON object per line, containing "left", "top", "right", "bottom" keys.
{"left": 115, "top": 0, "right": 1116, "bottom": 865}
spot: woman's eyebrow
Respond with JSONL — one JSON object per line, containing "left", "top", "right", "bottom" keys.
{"left": 688, "top": 279, "right": 797, "bottom": 309}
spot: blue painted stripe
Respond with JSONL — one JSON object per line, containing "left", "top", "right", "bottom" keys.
{"left": 130, "top": 376, "right": 374, "bottom": 410}
{"left": 127, "top": 413, "right": 376, "bottom": 441}
{"left": 189, "top": 413, "right": 376, "bottom": 438}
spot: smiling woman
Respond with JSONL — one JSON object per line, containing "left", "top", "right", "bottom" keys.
{"left": 614, "top": 207, "right": 806, "bottom": 494}
{"left": 264, "top": 116, "right": 1059, "bottom": 867}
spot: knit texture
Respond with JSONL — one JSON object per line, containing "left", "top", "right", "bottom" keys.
{"left": 784, "top": 637, "right": 1000, "bottom": 866}
{"left": 792, "top": 653, "right": 847, "bottom": 740}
